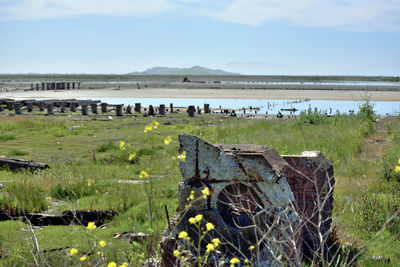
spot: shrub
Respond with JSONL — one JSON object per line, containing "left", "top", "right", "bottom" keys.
{"left": 8, "top": 150, "right": 29, "bottom": 156}
{"left": 0, "top": 181, "right": 47, "bottom": 213}
{"left": 0, "top": 134, "right": 16, "bottom": 142}
{"left": 357, "top": 101, "right": 377, "bottom": 137}
{"left": 381, "top": 151, "right": 400, "bottom": 183}
{"left": 298, "top": 107, "right": 327, "bottom": 125}
{"left": 95, "top": 142, "right": 118, "bottom": 153}
{"left": 50, "top": 179, "right": 99, "bottom": 201}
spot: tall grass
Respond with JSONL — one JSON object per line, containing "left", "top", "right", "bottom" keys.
{"left": 0, "top": 111, "right": 398, "bottom": 265}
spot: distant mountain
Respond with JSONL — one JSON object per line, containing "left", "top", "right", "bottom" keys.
{"left": 127, "top": 66, "right": 239, "bottom": 75}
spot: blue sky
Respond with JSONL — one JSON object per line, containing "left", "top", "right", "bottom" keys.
{"left": 0, "top": 0, "right": 399, "bottom": 75}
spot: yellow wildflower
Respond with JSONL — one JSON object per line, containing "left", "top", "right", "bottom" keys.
{"left": 206, "top": 222, "right": 215, "bottom": 231}
{"left": 87, "top": 222, "right": 96, "bottom": 230}
{"left": 119, "top": 263, "right": 129, "bottom": 267}
{"left": 87, "top": 179, "right": 95, "bottom": 187}
{"left": 108, "top": 262, "right": 117, "bottom": 267}
{"left": 178, "top": 231, "right": 190, "bottom": 240}
{"left": 211, "top": 238, "right": 221, "bottom": 247}
{"left": 206, "top": 243, "right": 215, "bottom": 253}
{"left": 69, "top": 248, "right": 78, "bottom": 256}
{"left": 177, "top": 151, "right": 186, "bottom": 162}
{"left": 80, "top": 256, "right": 87, "bottom": 261}
{"left": 398, "top": 158, "right": 400, "bottom": 164}
{"left": 188, "top": 217, "right": 197, "bottom": 224}
{"left": 395, "top": 165, "right": 400, "bottom": 173}
{"left": 249, "top": 245, "right": 255, "bottom": 251}
{"left": 195, "top": 214, "right": 203, "bottom": 222}
{"left": 152, "top": 121, "right": 159, "bottom": 129}
{"left": 164, "top": 136, "right": 172, "bottom": 145}
{"left": 144, "top": 124, "right": 153, "bottom": 133}
{"left": 99, "top": 240, "right": 106, "bottom": 247}
{"left": 97, "top": 251, "right": 101, "bottom": 255}
{"left": 173, "top": 250, "right": 180, "bottom": 257}
{"left": 230, "top": 257, "right": 240, "bottom": 266}
{"left": 139, "top": 170, "right": 149, "bottom": 179}
{"left": 202, "top": 187, "right": 210, "bottom": 198}
{"left": 189, "top": 190, "right": 195, "bottom": 200}
{"left": 128, "top": 153, "right": 136, "bottom": 161}
{"left": 119, "top": 141, "right": 125, "bottom": 149}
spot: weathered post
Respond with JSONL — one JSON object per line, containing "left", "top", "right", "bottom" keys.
{"left": 67, "top": 83, "right": 70, "bottom": 89}
{"left": 70, "top": 102, "right": 77, "bottom": 112}
{"left": 41, "top": 83, "right": 45, "bottom": 90}
{"left": 126, "top": 105, "right": 132, "bottom": 114}
{"left": 101, "top": 103, "right": 108, "bottom": 113}
{"left": 78, "top": 83, "right": 81, "bottom": 89}
{"left": 116, "top": 104, "right": 123, "bottom": 116}
{"left": 27, "top": 102, "right": 33, "bottom": 112}
{"left": 36, "top": 83, "right": 39, "bottom": 91}
{"left": 60, "top": 102, "right": 66, "bottom": 113}
{"left": 159, "top": 104, "right": 165, "bottom": 115}
{"left": 204, "top": 104, "right": 210, "bottom": 114}
{"left": 91, "top": 103, "right": 97, "bottom": 114}
{"left": 197, "top": 106, "right": 201, "bottom": 115}
{"left": 14, "top": 103, "right": 21, "bottom": 114}
{"left": 187, "top": 105, "right": 195, "bottom": 117}
{"left": 134, "top": 103, "right": 141, "bottom": 113}
{"left": 72, "top": 83, "right": 75, "bottom": 89}
{"left": 148, "top": 105, "right": 154, "bottom": 116}
{"left": 81, "top": 104, "right": 88, "bottom": 115}
{"left": 38, "top": 102, "right": 45, "bottom": 111}
{"left": 170, "top": 103, "right": 174, "bottom": 113}
{"left": 7, "top": 101, "right": 14, "bottom": 111}
{"left": 46, "top": 103, "right": 54, "bottom": 115}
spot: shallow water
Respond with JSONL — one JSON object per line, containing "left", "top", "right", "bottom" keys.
{"left": 92, "top": 98, "right": 400, "bottom": 116}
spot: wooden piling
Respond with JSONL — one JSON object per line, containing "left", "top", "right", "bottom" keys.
{"left": 101, "top": 103, "right": 108, "bottom": 113}
{"left": 116, "top": 105, "right": 123, "bottom": 116}
{"left": 81, "top": 104, "right": 88, "bottom": 115}
{"left": 134, "top": 103, "right": 141, "bottom": 113}
{"left": 159, "top": 104, "right": 165, "bottom": 115}
{"left": 91, "top": 103, "right": 97, "bottom": 114}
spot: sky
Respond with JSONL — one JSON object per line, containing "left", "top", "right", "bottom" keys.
{"left": 0, "top": 0, "right": 399, "bottom": 75}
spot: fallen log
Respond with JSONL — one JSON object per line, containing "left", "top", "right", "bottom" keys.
{"left": 0, "top": 156, "right": 49, "bottom": 171}
{"left": 0, "top": 209, "right": 117, "bottom": 226}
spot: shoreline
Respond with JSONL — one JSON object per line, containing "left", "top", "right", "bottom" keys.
{"left": 1, "top": 88, "right": 400, "bottom": 101}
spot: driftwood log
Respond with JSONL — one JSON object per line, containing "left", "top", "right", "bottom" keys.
{"left": 0, "top": 156, "right": 49, "bottom": 171}
{"left": 0, "top": 209, "right": 117, "bottom": 226}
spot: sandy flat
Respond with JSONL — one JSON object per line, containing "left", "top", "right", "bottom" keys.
{"left": 1, "top": 88, "right": 400, "bottom": 101}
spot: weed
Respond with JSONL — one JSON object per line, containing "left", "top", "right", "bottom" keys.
{"left": 8, "top": 149, "right": 29, "bottom": 156}
{"left": 95, "top": 142, "right": 117, "bottom": 153}
{"left": 0, "top": 134, "right": 15, "bottom": 142}
{"left": 0, "top": 180, "right": 48, "bottom": 213}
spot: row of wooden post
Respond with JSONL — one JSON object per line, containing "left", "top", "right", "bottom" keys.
{"left": 0, "top": 100, "right": 212, "bottom": 117}
{"left": 30, "top": 82, "right": 80, "bottom": 91}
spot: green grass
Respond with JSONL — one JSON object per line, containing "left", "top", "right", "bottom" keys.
{"left": 0, "top": 112, "right": 399, "bottom": 266}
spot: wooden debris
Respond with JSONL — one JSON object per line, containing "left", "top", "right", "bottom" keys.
{"left": 0, "top": 156, "right": 49, "bottom": 171}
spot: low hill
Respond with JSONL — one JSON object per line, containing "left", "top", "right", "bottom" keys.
{"left": 127, "top": 66, "right": 239, "bottom": 75}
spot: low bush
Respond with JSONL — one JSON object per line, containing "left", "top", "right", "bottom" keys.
{"left": 95, "top": 142, "right": 118, "bottom": 153}
{"left": 0, "top": 134, "right": 16, "bottom": 142}
{"left": 0, "top": 181, "right": 47, "bottom": 212}
{"left": 8, "top": 150, "right": 29, "bottom": 156}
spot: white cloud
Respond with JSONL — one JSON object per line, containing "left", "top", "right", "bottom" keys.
{"left": 1, "top": 0, "right": 399, "bottom": 32}
{"left": 210, "top": 0, "right": 400, "bottom": 32}
{"left": 0, "top": 0, "right": 176, "bottom": 20}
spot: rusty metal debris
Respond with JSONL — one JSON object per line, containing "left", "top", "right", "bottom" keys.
{"left": 160, "top": 135, "right": 335, "bottom": 266}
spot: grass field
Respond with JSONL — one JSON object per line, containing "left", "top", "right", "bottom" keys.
{"left": 0, "top": 107, "right": 399, "bottom": 266}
